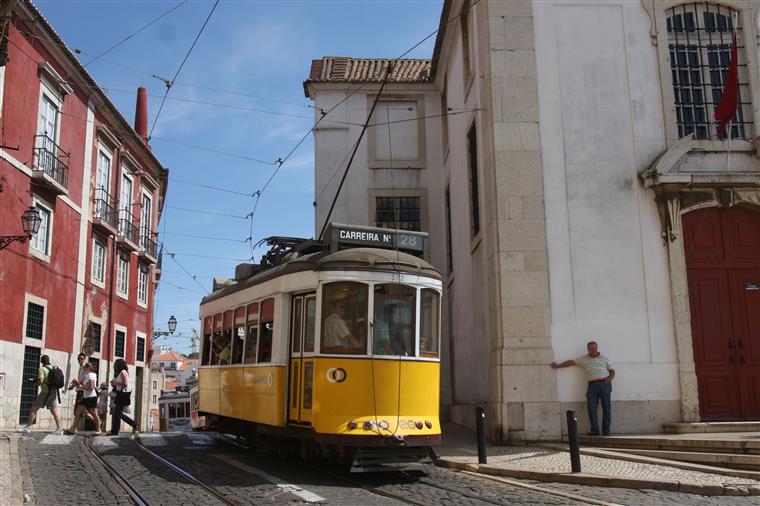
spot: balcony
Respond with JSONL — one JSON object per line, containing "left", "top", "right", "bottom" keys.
{"left": 92, "top": 188, "right": 118, "bottom": 234}
{"left": 32, "top": 135, "right": 69, "bottom": 195}
{"left": 116, "top": 209, "right": 139, "bottom": 251}
{"left": 138, "top": 227, "right": 158, "bottom": 263}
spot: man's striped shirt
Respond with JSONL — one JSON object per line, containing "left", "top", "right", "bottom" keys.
{"left": 576, "top": 354, "right": 613, "bottom": 381}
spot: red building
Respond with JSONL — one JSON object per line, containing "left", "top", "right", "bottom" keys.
{"left": 0, "top": 0, "right": 168, "bottom": 430}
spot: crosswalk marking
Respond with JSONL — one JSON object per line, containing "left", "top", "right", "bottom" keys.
{"left": 214, "top": 454, "right": 325, "bottom": 503}
{"left": 138, "top": 434, "right": 167, "bottom": 447}
{"left": 187, "top": 433, "right": 215, "bottom": 445}
{"left": 91, "top": 436, "right": 117, "bottom": 447}
{"left": 39, "top": 434, "right": 73, "bottom": 445}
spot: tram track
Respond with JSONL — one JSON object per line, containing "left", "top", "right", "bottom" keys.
{"left": 85, "top": 435, "right": 239, "bottom": 506}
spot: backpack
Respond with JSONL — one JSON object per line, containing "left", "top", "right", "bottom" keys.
{"left": 46, "top": 365, "right": 65, "bottom": 390}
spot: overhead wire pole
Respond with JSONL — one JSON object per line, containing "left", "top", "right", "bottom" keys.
{"left": 318, "top": 63, "right": 395, "bottom": 241}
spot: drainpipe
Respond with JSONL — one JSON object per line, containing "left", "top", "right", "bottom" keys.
{"left": 104, "top": 146, "right": 122, "bottom": 385}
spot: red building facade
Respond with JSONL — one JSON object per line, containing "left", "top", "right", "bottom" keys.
{"left": 0, "top": 0, "right": 167, "bottom": 429}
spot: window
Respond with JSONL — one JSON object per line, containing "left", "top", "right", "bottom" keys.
{"left": 445, "top": 185, "right": 453, "bottom": 273}
{"left": 37, "top": 94, "right": 59, "bottom": 149}
{"left": 257, "top": 298, "right": 275, "bottom": 363}
{"left": 136, "top": 336, "right": 145, "bottom": 362}
{"left": 115, "top": 329, "right": 125, "bottom": 358}
{"left": 30, "top": 204, "right": 51, "bottom": 256}
{"left": 153, "top": 381, "right": 157, "bottom": 389}
{"left": 467, "top": 124, "right": 480, "bottom": 235}
{"left": 91, "top": 238, "right": 106, "bottom": 284}
{"left": 321, "top": 282, "right": 368, "bottom": 355}
{"left": 140, "top": 191, "right": 152, "bottom": 249}
{"left": 371, "top": 101, "right": 419, "bottom": 162}
{"left": 117, "top": 253, "right": 129, "bottom": 296}
{"left": 96, "top": 149, "right": 111, "bottom": 193}
{"left": 152, "top": 395, "right": 157, "bottom": 404}
{"left": 420, "top": 289, "right": 440, "bottom": 358}
{"left": 89, "top": 322, "right": 101, "bottom": 352}
{"left": 304, "top": 297, "right": 316, "bottom": 353}
{"left": 137, "top": 264, "right": 148, "bottom": 304}
{"left": 243, "top": 302, "right": 259, "bottom": 364}
{"left": 667, "top": 3, "right": 752, "bottom": 140}
{"left": 460, "top": 0, "right": 473, "bottom": 84}
{"left": 373, "top": 284, "right": 415, "bottom": 356}
{"left": 375, "top": 196, "right": 421, "bottom": 231}
{"left": 25, "top": 302, "right": 45, "bottom": 340}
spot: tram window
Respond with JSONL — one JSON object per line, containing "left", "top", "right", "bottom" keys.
{"left": 321, "top": 282, "right": 368, "bottom": 355}
{"left": 292, "top": 298, "right": 302, "bottom": 354}
{"left": 304, "top": 296, "right": 316, "bottom": 353}
{"left": 218, "top": 328, "right": 233, "bottom": 365}
{"left": 420, "top": 289, "right": 440, "bottom": 358}
{"left": 231, "top": 326, "right": 245, "bottom": 364}
{"left": 201, "top": 332, "right": 212, "bottom": 366}
{"left": 373, "top": 284, "right": 416, "bottom": 356}
{"left": 258, "top": 321, "right": 273, "bottom": 363}
{"left": 244, "top": 324, "right": 258, "bottom": 364}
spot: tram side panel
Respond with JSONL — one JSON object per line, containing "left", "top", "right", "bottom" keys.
{"left": 313, "top": 358, "right": 440, "bottom": 437}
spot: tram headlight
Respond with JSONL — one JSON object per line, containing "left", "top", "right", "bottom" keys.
{"left": 425, "top": 420, "right": 433, "bottom": 429}
{"left": 415, "top": 421, "right": 423, "bottom": 430}
{"left": 347, "top": 420, "right": 358, "bottom": 430}
{"left": 363, "top": 420, "right": 374, "bottom": 430}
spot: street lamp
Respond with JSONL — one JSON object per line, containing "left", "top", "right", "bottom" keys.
{"left": 153, "top": 315, "right": 177, "bottom": 338}
{"left": 0, "top": 207, "right": 42, "bottom": 250}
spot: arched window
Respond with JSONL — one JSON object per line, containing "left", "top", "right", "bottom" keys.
{"left": 666, "top": 3, "right": 752, "bottom": 140}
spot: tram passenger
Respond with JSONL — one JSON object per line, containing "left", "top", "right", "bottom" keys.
{"left": 323, "top": 298, "right": 360, "bottom": 350}
{"left": 373, "top": 305, "right": 394, "bottom": 355}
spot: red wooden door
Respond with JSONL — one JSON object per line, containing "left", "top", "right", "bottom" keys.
{"left": 684, "top": 207, "right": 760, "bottom": 421}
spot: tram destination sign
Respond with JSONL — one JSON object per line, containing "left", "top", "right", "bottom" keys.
{"left": 327, "top": 224, "right": 426, "bottom": 253}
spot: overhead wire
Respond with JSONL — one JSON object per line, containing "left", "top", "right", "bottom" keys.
{"left": 80, "top": 1, "right": 189, "bottom": 68}
{"left": 166, "top": 205, "right": 249, "bottom": 220}
{"left": 148, "top": 0, "right": 220, "bottom": 139}
{"left": 161, "top": 231, "right": 249, "bottom": 243}
{"left": 169, "top": 177, "right": 259, "bottom": 197}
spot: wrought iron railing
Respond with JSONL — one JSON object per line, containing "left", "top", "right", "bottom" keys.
{"left": 33, "top": 134, "right": 69, "bottom": 189}
{"left": 141, "top": 227, "right": 157, "bottom": 258}
{"left": 118, "top": 208, "right": 139, "bottom": 245}
{"left": 93, "top": 187, "right": 118, "bottom": 229}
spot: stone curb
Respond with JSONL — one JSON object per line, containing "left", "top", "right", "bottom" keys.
{"left": 535, "top": 442, "right": 760, "bottom": 481}
{"left": 434, "top": 458, "right": 757, "bottom": 496}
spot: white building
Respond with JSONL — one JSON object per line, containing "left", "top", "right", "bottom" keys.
{"left": 306, "top": 0, "right": 760, "bottom": 441}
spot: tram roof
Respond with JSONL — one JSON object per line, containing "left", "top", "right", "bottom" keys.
{"left": 201, "top": 247, "right": 441, "bottom": 305}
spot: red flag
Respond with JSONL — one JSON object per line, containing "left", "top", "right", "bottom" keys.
{"left": 714, "top": 32, "right": 739, "bottom": 138}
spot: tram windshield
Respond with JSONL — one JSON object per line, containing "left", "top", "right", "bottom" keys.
{"left": 373, "top": 284, "right": 415, "bottom": 356}
{"left": 321, "top": 282, "right": 368, "bottom": 354}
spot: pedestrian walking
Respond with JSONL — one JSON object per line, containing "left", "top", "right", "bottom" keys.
{"left": 18, "top": 354, "right": 64, "bottom": 434}
{"left": 68, "top": 352, "right": 87, "bottom": 403}
{"left": 551, "top": 341, "right": 616, "bottom": 436}
{"left": 110, "top": 358, "right": 138, "bottom": 435}
{"left": 64, "top": 362, "right": 101, "bottom": 435}
{"left": 97, "top": 382, "right": 109, "bottom": 433}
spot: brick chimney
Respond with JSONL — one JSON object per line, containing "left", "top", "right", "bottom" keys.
{"left": 134, "top": 86, "right": 149, "bottom": 144}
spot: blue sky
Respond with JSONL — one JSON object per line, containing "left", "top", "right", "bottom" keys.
{"left": 36, "top": 0, "right": 442, "bottom": 354}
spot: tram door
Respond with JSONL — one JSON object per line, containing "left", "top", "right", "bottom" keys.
{"left": 289, "top": 294, "right": 316, "bottom": 424}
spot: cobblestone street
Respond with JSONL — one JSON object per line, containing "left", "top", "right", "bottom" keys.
{"left": 4, "top": 430, "right": 759, "bottom": 505}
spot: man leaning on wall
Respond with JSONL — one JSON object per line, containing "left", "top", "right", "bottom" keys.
{"left": 552, "top": 341, "right": 615, "bottom": 436}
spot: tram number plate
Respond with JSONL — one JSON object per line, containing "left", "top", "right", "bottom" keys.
{"left": 394, "top": 233, "right": 424, "bottom": 252}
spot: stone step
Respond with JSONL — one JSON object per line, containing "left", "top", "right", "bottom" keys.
{"left": 617, "top": 448, "right": 760, "bottom": 471}
{"left": 663, "top": 422, "right": 760, "bottom": 434}
{"left": 577, "top": 434, "right": 760, "bottom": 455}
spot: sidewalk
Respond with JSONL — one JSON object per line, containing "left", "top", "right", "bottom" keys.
{"left": 434, "top": 423, "right": 760, "bottom": 497}
{"left": 0, "top": 434, "right": 25, "bottom": 505}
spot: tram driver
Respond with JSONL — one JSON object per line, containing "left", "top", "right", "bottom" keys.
{"left": 323, "top": 297, "right": 361, "bottom": 351}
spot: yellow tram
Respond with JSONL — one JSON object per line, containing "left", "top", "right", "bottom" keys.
{"left": 198, "top": 224, "right": 442, "bottom": 470}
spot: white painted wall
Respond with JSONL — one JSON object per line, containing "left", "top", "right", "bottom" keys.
{"left": 534, "top": 1, "right": 679, "bottom": 403}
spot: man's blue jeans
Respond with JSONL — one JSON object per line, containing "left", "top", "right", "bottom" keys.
{"left": 586, "top": 380, "right": 612, "bottom": 435}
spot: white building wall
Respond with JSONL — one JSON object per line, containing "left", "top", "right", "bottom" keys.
{"left": 533, "top": 1, "right": 680, "bottom": 430}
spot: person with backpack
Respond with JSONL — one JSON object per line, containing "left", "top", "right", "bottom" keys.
{"left": 110, "top": 358, "right": 138, "bottom": 435}
{"left": 18, "top": 354, "right": 64, "bottom": 434}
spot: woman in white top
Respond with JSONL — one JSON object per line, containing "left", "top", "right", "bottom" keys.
{"left": 64, "top": 362, "right": 101, "bottom": 434}
{"left": 110, "top": 358, "right": 138, "bottom": 435}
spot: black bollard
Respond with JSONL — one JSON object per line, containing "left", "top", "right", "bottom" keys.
{"left": 476, "top": 406, "right": 487, "bottom": 464}
{"left": 566, "top": 410, "right": 581, "bottom": 473}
